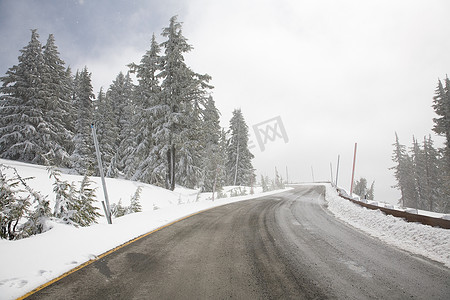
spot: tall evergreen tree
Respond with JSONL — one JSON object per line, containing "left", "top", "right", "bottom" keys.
{"left": 95, "top": 88, "right": 118, "bottom": 177}
{"left": 0, "top": 29, "right": 47, "bottom": 164}
{"left": 201, "top": 97, "right": 225, "bottom": 192}
{"left": 176, "top": 96, "right": 205, "bottom": 188}
{"left": 411, "top": 137, "right": 429, "bottom": 210}
{"left": 65, "top": 66, "right": 77, "bottom": 146}
{"left": 0, "top": 31, "right": 73, "bottom": 167}
{"left": 226, "top": 109, "right": 255, "bottom": 186}
{"left": 127, "top": 34, "right": 162, "bottom": 184}
{"left": 432, "top": 77, "right": 450, "bottom": 158}
{"left": 391, "top": 133, "right": 417, "bottom": 207}
{"left": 422, "top": 136, "right": 442, "bottom": 211}
{"left": 154, "top": 16, "right": 212, "bottom": 190}
{"left": 431, "top": 77, "right": 450, "bottom": 212}
{"left": 71, "top": 67, "right": 95, "bottom": 175}
{"left": 41, "top": 34, "right": 74, "bottom": 166}
{"left": 367, "top": 181, "right": 375, "bottom": 200}
{"left": 108, "top": 72, "right": 135, "bottom": 176}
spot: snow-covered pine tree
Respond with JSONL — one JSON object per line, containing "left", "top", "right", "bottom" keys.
{"left": 49, "top": 167, "right": 78, "bottom": 224}
{"left": 260, "top": 175, "right": 269, "bottom": 192}
{"left": 64, "top": 67, "right": 76, "bottom": 147}
{"left": 0, "top": 29, "right": 47, "bottom": 164}
{"left": 110, "top": 200, "right": 127, "bottom": 218}
{"left": 107, "top": 72, "right": 135, "bottom": 176}
{"left": 16, "top": 171, "right": 51, "bottom": 237}
{"left": 391, "top": 133, "right": 417, "bottom": 208}
{"left": 176, "top": 96, "right": 205, "bottom": 189}
{"left": 128, "top": 186, "right": 143, "bottom": 214}
{"left": 273, "top": 167, "right": 285, "bottom": 189}
{"left": 49, "top": 168, "right": 100, "bottom": 226}
{"left": 127, "top": 34, "right": 162, "bottom": 184}
{"left": 366, "top": 181, "right": 375, "bottom": 200}
{"left": 95, "top": 88, "right": 119, "bottom": 177}
{"left": 422, "top": 136, "right": 442, "bottom": 212}
{"left": 217, "top": 129, "right": 228, "bottom": 190}
{"left": 353, "top": 177, "right": 369, "bottom": 199}
{"left": 432, "top": 77, "right": 450, "bottom": 212}
{"left": 432, "top": 77, "right": 450, "bottom": 159}
{"left": 155, "top": 16, "right": 212, "bottom": 190}
{"left": 71, "top": 67, "right": 96, "bottom": 175}
{"left": 0, "top": 164, "right": 51, "bottom": 239}
{"left": 226, "top": 109, "right": 255, "bottom": 186}
{"left": 411, "top": 137, "right": 428, "bottom": 210}
{"left": 201, "top": 97, "right": 226, "bottom": 192}
{"left": 74, "top": 175, "right": 101, "bottom": 226}
{"left": 41, "top": 34, "right": 74, "bottom": 167}
{"left": 0, "top": 165, "right": 31, "bottom": 240}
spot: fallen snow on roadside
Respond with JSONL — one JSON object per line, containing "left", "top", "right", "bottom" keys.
{"left": 324, "top": 184, "right": 450, "bottom": 268}
{"left": 0, "top": 159, "right": 291, "bottom": 300}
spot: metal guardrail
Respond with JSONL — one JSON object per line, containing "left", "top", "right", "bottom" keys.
{"left": 337, "top": 191, "right": 450, "bottom": 229}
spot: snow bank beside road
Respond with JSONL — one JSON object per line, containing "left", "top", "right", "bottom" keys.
{"left": 325, "top": 184, "right": 450, "bottom": 268}
{"left": 336, "top": 186, "right": 449, "bottom": 220}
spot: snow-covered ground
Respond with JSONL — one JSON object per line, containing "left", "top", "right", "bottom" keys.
{"left": 325, "top": 184, "right": 450, "bottom": 269}
{"left": 0, "top": 159, "right": 290, "bottom": 300}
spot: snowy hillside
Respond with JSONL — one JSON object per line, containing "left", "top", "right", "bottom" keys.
{"left": 0, "top": 159, "right": 289, "bottom": 300}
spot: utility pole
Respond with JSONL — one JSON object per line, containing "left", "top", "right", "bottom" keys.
{"left": 311, "top": 166, "right": 315, "bottom": 182}
{"left": 91, "top": 123, "right": 112, "bottom": 224}
{"left": 286, "top": 166, "right": 289, "bottom": 184}
{"left": 335, "top": 154, "right": 340, "bottom": 186}
{"left": 350, "top": 143, "right": 357, "bottom": 197}
{"left": 330, "top": 162, "right": 334, "bottom": 184}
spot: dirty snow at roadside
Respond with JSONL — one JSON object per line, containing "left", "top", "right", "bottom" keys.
{"left": 324, "top": 183, "right": 450, "bottom": 268}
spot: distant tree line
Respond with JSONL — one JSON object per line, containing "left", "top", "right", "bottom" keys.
{"left": 260, "top": 167, "right": 285, "bottom": 192}
{"left": 0, "top": 16, "right": 255, "bottom": 195}
{"left": 391, "top": 77, "right": 450, "bottom": 213}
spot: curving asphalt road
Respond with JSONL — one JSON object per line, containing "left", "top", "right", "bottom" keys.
{"left": 25, "top": 185, "right": 450, "bottom": 299}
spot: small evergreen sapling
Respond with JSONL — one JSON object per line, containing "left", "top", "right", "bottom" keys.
{"left": 111, "top": 187, "right": 142, "bottom": 218}
{"left": 18, "top": 170, "right": 51, "bottom": 237}
{"left": 49, "top": 168, "right": 100, "bottom": 226}
{"left": 74, "top": 175, "right": 101, "bottom": 226}
{"left": 0, "top": 166, "right": 30, "bottom": 240}
{"left": 128, "top": 186, "right": 143, "bottom": 214}
{"left": 0, "top": 165, "right": 51, "bottom": 240}
{"left": 110, "top": 200, "right": 127, "bottom": 218}
{"left": 49, "top": 167, "right": 77, "bottom": 224}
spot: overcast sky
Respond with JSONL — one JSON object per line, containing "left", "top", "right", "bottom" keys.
{"left": 1, "top": 0, "right": 450, "bottom": 203}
